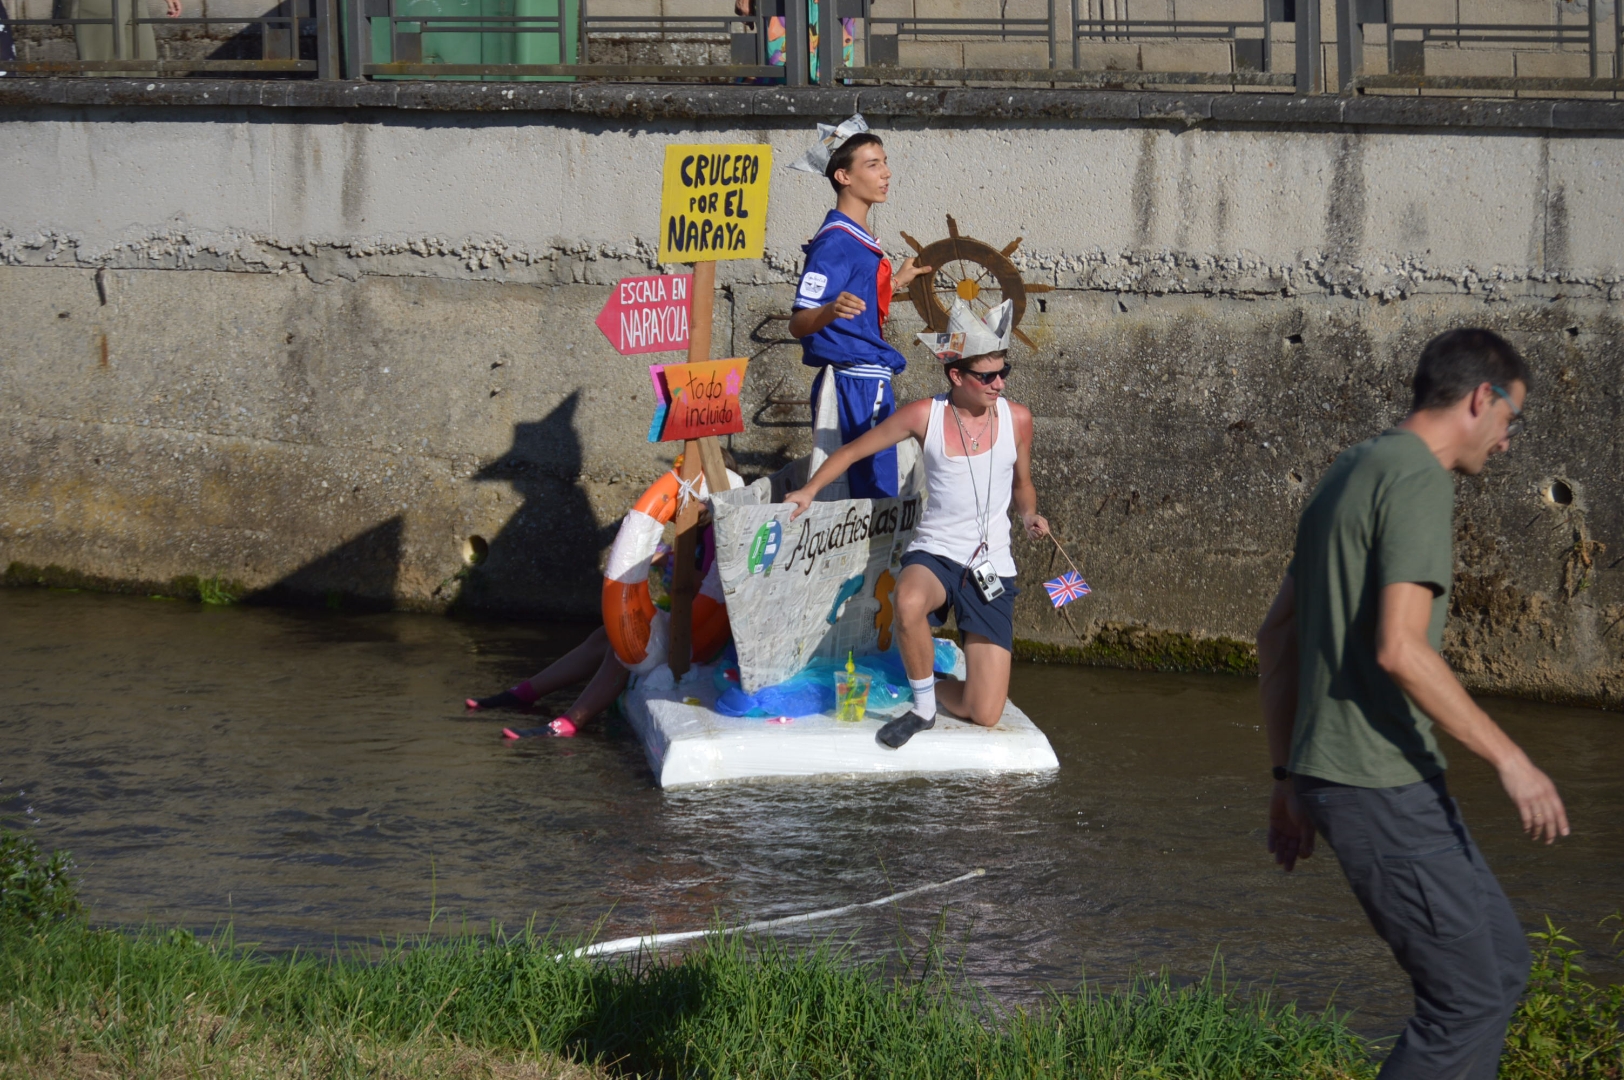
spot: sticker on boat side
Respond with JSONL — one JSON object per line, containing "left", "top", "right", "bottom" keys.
{"left": 748, "top": 520, "right": 783, "bottom": 575}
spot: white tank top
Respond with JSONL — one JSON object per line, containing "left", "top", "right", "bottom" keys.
{"left": 907, "top": 395, "right": 1018, "bottom": 577}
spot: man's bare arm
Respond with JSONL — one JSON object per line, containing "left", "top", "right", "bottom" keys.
{"left": 1009, "top": 404, "right": 1048, "bottom": 538}
{"left": 1258, "top": 573, "right": 1314, "bottom": 870}
{"left": 783, "top": 401, "right": 928, "bottom": 518}
{"left": 1377, "top": 581, "right": 1569, "bottom": 843}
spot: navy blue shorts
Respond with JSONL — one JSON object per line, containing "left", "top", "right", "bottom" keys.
{"left": 901, "top": 550, "right": 1019, "bottom": 652}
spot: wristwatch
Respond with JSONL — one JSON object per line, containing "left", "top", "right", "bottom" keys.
{"left": 1272, "top": 766, "right": 1291, "bottom": 782}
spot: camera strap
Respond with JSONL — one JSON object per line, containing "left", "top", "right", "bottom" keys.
{"left": 949, "top": 399, "right": 996, "bottom": 565}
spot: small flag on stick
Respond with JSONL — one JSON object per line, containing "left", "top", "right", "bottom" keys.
{"left": 1044, "top": 570, "right": 1091, "bottom": 608}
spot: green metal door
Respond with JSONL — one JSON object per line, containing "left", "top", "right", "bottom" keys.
{"left": 346, "top": 0, "right": 577, "bottom": 80}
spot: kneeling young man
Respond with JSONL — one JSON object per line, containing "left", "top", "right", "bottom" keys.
{"left": 785, "top": 300, "right": 1049, "bottom": 749}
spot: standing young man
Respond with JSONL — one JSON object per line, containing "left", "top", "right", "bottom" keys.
{"left": 786, "top": 300, "right": 1049, "bottom": 749}
{"left": 1258, "top": 328, "right": 1569, "bottom": 1079}
{"left": 787, "top": 114, "right": 929, "bottom": 498}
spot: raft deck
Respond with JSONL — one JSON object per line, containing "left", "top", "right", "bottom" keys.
{"left": 623, "top": 666, "right": 1061, "bottom": 788}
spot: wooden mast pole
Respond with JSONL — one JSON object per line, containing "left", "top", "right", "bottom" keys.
{"left": 667, "top": 259, "right": 728, "bottom": 679}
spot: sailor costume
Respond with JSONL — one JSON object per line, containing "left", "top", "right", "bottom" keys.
{"left": 794, "top": 209, "right": 905, "bottom": 498}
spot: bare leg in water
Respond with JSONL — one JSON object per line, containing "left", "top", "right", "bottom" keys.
{"left": 467, "top": 626, "right": 629, "bottom": 737}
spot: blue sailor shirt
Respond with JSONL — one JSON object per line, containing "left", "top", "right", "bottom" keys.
{"left": 794, "top": 210, "right": 906, "bottom": 378}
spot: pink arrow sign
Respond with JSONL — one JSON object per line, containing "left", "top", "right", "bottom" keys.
{"left": 596, "top": 274, "right": 692, "bottom": 356}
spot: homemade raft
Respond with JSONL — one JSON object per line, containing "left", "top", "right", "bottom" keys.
{"left": 614, "top": 377, "right": 1060, "bottom": 788}
{"left": 623, "top": 672, "right": 1059, "bottom": 788}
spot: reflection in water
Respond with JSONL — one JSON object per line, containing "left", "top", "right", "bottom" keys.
{"left": 1, "top": 588, "right": 1620, "bottom": 1039}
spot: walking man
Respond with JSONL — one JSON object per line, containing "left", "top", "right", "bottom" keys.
{"left": 1258, "top": 328, "right": 1568, "bottom": 1079}
{"left": 786, "top": 299, "right": 1048, "bottom": 749}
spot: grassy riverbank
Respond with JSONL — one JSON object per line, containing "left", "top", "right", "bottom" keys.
{"left": 0, "top": 920, "right": 1372, "bottom": 1080}
{"left": 3, "top": 832, "right": 1620, "bottom": 1079}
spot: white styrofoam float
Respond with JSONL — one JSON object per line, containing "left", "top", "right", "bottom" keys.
{"left": 623, "top": 665, "right": 1060, "bottom": 788}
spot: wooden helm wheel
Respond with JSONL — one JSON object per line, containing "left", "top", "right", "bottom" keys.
{"left": 899, "top": 215, "right": 1052, "bottom": 349}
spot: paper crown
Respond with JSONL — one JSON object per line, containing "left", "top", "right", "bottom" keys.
{"left": 916, "top": 299, "right": 1015, "bottom": 362}
{"left": 787, "top": 113, "right": 870, "bottom": 176}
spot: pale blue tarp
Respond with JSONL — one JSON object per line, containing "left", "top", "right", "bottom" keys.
{"left": 713, "top": 639, "right": 964, "bottom": 719}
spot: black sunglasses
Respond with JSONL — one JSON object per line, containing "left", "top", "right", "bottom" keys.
{"left": 960, "top": 364, "right": 1012, "bottom": 385}
{"left": 1490, "top": 385, "right": 1525, "bottom": 439}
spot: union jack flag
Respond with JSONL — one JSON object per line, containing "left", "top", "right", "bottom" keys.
{"left": 1044, "top": 571, "right": 1091, "bottom": 608}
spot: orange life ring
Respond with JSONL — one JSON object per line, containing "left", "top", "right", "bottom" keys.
{"left": 602, "top": 466, "right": 733, "bottom": 673}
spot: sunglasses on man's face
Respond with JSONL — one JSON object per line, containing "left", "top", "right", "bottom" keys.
{"left": 1490, "top": 384, "right": 1526, "bottom": 439}
{"left": 961, "top": 364, "right": 1013, "bottom": 386}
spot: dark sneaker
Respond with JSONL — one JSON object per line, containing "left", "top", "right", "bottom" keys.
{"left": 876, "top": 711, "right": 935, "bottom": 750}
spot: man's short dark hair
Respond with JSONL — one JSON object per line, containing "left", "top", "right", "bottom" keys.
{"left": 1411, "top": 328, "right": 1532, "bottom": 412}
{"left": 826, "top": 133, "right": 884, "bottom": 193}
{"left": 945, "top": 351, "right": 1007, "bottom": 379}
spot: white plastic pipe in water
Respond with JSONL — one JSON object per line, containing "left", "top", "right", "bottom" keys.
{"left": 570, "top": 867, "right": 988, "bottom": 959}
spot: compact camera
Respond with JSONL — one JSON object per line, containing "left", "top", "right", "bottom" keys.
{"left": 969, "top": 560, "right": 1005, "bottom": 603}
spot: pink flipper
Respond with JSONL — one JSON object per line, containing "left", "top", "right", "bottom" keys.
{"left": 502, "top": 717, "right": 576, "bottom": 739}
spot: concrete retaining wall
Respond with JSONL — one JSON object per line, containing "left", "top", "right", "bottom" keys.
{"left": 3, "top": 84, "right": 1621, "bottom": 703}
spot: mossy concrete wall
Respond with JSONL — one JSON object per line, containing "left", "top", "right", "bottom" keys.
{"left": 3, "top": 84, "right": 1621, "bottom": 704}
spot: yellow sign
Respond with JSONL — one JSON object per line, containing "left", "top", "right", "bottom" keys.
{"left": 658, "top": 144, "right": 772, "bottom": 263}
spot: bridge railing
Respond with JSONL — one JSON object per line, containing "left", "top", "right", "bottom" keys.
{"left": 1, "top": 0, "right": 1619, "bottom": 95}
{"left": 4, "top": 0, "right": 337, "bottom": 76}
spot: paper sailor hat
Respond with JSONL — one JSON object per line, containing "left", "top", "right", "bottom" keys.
{"left": 788, "top": 113, "right": 870, "bottom": 176}
{"left": 916, "top": 299, "right": 1015, "bottom": 362}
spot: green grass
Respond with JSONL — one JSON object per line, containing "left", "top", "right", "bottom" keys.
{"left": 0, "top": 918, "right": 1373, "bottom": 1080}
{"left": 2, "top": 829, "right": 1620, "bottom": 1080}
{"left": 2, "top": 562, "right": 246, "bottom": 607}
{"left": 1504, "top": 917, "right": 1624, "bottom": 1079}
{"left": 196, "top": 576, "right": 241, "bottom": 607}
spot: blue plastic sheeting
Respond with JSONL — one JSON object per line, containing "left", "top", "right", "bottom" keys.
{"left": 713, "top": 639, "right": 962, "bottom": 719}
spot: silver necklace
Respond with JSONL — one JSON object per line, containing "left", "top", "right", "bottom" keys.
{"left": 949, "top": 403, "right": 995, "bottom": 556}
{"left": 952, "top": 402, "right": 995, "bottom": 452}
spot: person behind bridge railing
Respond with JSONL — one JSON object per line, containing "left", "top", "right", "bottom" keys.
{"left": 71, "top": 0, "right": 178, "bottom": 64}
{"left": 735, "top": 0, "right": 854, "bottom": 83}
{"left": 785, "top": 298, "right": 1051, "bottom": 750}
{"left": 785, "top": 114, "right": 930, "bottom": 499}
{"left": 0, "top": 0, "right": 16, "bottom": 72}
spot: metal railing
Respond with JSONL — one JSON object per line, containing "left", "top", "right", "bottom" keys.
{"left": 1, "top": 0, "right": 1619, "bottom": 95}
{"left": 6, "top": 0, "right": 337, "bottom": 76}
{"left": 360, "top": 0, "right": 779, "bottom": 79}
{"left": 1362, "top": 3, "right": 1624, "bottom": 86}
{"left": 839, "top": 0, "right": 1292, "bottom": 88}
{"left": 862, "top": 10, "right": 1055, "bottom": 70}
{"left": 1072, "top": 0, "right": 1277, "bottom": 72}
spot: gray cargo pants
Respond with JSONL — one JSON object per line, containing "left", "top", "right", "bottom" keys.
{"left": 1296, "top": 773, "right": 1529, "bottom": 1080}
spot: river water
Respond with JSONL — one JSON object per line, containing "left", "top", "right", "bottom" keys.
{"left": 2, "top": 587, "right": 1620, "bottom": 1038}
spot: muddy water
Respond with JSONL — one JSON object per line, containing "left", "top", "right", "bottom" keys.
{"left": 3, "top": 587, "right": 1621, "bottom": 1037}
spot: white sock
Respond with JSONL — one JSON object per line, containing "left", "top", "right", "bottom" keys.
{"left": 909, "top": 675, "right": 937, "bottom": 719}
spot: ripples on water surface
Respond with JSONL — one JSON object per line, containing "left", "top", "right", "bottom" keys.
{"left": 2, "top": 587, "right": 1620, "bottom": 1037}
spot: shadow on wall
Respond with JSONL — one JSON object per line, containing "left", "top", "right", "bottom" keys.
{"left": 231, "top": 396, "right": 611, "bottom": 617}
{"left": 454, "top": 392, "right": 618, "bottom": 619}
{"left": 246, "top": 516, "right": 404, "bottom": 612}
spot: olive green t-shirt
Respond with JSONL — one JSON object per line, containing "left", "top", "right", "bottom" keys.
{"left": 1288, "top": 428, "right": 1455, "bottom": 788}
